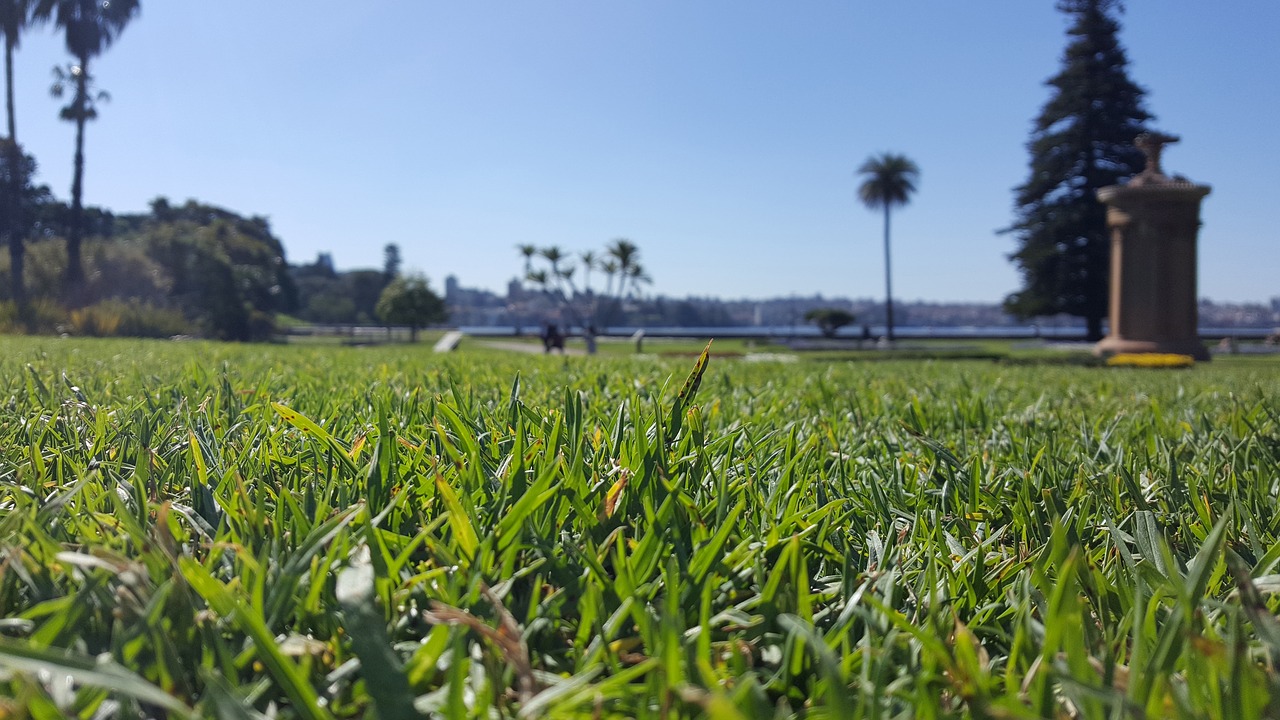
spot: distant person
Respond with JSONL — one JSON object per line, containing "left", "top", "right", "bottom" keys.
{"left": 541, "top": 324, "right": 564, "bottom": 354}
{"left": 584, "top": 325, "right": 598, "bottom": 355}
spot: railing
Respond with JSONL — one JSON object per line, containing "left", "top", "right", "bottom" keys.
{"left": 281, "top": 323, "right": 1278, "bottom": 343}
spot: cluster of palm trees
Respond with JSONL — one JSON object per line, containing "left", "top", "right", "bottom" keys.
{"left": 518, "top": 238, "right": 650, "bottom": 329}
{"left": 2, "top": 0, "right": 140, "bottom": 311}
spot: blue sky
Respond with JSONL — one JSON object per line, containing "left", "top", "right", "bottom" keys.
{"left": 9, "top": 2, "right": 1279, "bottom": 303}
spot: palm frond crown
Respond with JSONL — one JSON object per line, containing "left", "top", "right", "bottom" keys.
{"left": 857, "top": 154, "right": 920, "bottom": 211}
{"left": 42, "top": 0, "right": 140, "bottom": 60}
{"left": 1, "top": 0, "right": 50, "bottom": 49}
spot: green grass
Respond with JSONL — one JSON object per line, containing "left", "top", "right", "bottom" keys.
{"left": 0, "top": 336, "right": 1278, "bottom": 718}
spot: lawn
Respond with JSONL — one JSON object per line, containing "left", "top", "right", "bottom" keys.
{"left": 0, "top": 336, "right": 1277, "bottom": 718}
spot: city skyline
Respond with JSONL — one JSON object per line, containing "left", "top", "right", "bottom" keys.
{"left": 8, "top": 3, "right": 1278, "bottom": 303}
{"left": 438, "top": 272, "right": 1280, "bottom": 331}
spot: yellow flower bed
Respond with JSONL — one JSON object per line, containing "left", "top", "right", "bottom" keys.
{"left": 1105, "top": 353, "right": 1196, "bottom": 368}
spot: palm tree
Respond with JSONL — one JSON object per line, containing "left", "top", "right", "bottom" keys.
{"left": 1, "top": 0, "right": 49, "bottom": 314}
{"left": 517, "top": 244, "right": 536, "bottom": 279}
{"left": 538, "top": 245, "right": 568, "bottom": 295}
{"left": 601, "top": 238, "right": 644, "bottom": 327}
{"left": 42, "top": 0, "right": 140, "bottom": 289}
{"left": 2, "top": 1, "right": 46, "bottom": 140}
{"left": 50, "top": 61, "right": 107, "bottom": 285}
{"left": 601, "top": 259, "right": 618, "bottom": 299}
{"left": 606, "top": 238, "right": 639, "bottom": 295}
{"left": 856, "top": 153, "right": 919, "bottom": 342}
{"left": 579, "top": 250, "right": 597, "bottom": 293}
{"left": 539, "top": 246, "right": 564, "bottom": 274}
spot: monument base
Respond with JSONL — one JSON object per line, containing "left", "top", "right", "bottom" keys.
{"left": 1094, "top": 335, "right": 1210, "bottom": 362}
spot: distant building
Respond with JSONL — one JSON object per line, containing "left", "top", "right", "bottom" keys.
{"left": 433, "top": 274, "right": 1273, "bottom": 331}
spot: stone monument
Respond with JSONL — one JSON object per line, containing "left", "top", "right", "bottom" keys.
{"left": 1094, "top": 132, "right": 1212, "bottom": 360}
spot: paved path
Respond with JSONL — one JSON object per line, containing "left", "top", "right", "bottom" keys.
{"left": 476, "top": 340, "right": 587, "bottom": 356}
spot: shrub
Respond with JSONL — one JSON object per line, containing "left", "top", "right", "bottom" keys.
{"left": 67, "top": 300, "right": 190, "bottom": 339}
{"left": 0, "top": 299, "right": 65, "bottom": 334}
{"left": 68, "top": 304, "right": 122, "bottom": 337}
{"left": 118, "top": 302, "right": 191, "bottom": 339}
{"left": 805, "top": 307, "right": 857, "bottom": 338}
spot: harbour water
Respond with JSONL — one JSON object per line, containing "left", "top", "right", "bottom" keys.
{"left": 458, "top": 325, "right": 1276, "bottom": 340}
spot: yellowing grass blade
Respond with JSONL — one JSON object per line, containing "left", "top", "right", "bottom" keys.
{"left": 667, "top": 340, "right": 712, "bottom": 439}
{"left": 272, "top": 402, "right": 357, "bottom": 474}
{"left": 604, "top": 468, "right": 631, "bottom": 518}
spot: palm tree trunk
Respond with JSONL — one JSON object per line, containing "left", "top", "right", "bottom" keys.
{"left": 65, "top": 58, "right": 88, "bottom": 292}
{"left": 602, "top": 272, "right": 616, "bottom": 329}
{"left": 5, "top": 39, "right": 14, "bottom": 140}
{"left": 883, "top": 203, "right": 895, "bottom": 342}
{"left": 4, "top": 39, "right": 25, "bottom": 318}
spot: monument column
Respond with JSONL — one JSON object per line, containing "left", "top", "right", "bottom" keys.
{"left": 1094, "top": 133, "right": 1212, "bottom": 361}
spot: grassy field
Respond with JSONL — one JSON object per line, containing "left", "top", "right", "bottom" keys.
{"left": 0, "top": 336, "right": 1278, "bottom": 718}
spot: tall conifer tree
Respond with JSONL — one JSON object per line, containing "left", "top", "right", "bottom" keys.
{"left": 1004, "top": 0, "right": 1150, "bottom": 340}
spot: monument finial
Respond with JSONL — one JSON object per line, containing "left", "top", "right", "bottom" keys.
{"left": 1135, "top": 131, "right": 1180, "bottom": 178}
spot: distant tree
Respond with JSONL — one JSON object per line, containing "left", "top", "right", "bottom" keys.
{"left": 344, "top": 269, "right": 389, "bottom": 323}
{"left": 598, "top": 238, "right": 649, "bottom": 326}
{"left": 375, "top": 273, "right": 446, "bottom": 342}
{"left": 805, "top": 308, "right": 856, "bottom": 339}
{"left": 133, "top": 199, "right": 295, "bottom": 339}
{"left": 539, "top": 245, "right": 566, "bottom": 275}
{"left": 857, "top": 153, "right": 919, "bottom": 342}
{"left": 0, "top": 139, "right": 49, "bottom": 314}
{"left": 303, "top": 293, "right": 356, "bottom": 324}
{"left": 1004, "top": 0, "right": 1150, "bottom": 341}
{"left": 45, "top": 0, "right": 140, "bottom": 289}
{"left": 579, "top": 250, "right": 596, "bottom": 290}
{"left": 517, "top": 243, "right": 536, "bottom": 279}
{"left": 189, "top": 240, "right": 250, "bottom": 341}
{"left": 606, "top": 238, "right": 647, "bottom": 300}
{"left": 383, "top": 243, "right": 401, "bottom": 279}
{"left": 148, "top": 195, "right": 174, "bottom": 221}
{"left": 289, "top": 257, "right": 401, "bottom": 325}
{"left": 291, "top": 252, "right": 336, "bottom": 280}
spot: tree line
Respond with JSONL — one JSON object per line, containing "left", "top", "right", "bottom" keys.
{"left": 0, "top": 196, "right": 297, "bottom": 339}
{"left": 0, "top": 1, "right": 448, "bottom": 340}
{"left": 0, "top": 193, "right": 448, "bottom": 339}
{"left": 292, "top": 245, "right": 445, "bottom": 339}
